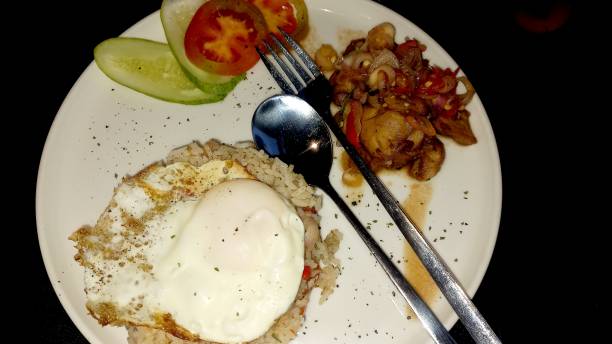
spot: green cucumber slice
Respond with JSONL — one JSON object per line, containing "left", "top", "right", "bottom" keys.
{"left": 161, "top": 0, "right": 245, "bottom": 95}
{"left": 94, "top": 38, "right": 224, "bottom": 104}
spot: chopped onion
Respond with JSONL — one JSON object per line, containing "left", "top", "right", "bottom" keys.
{"left": 367, "top": 65, "right": 396, "bottom": 89}
{"left": 457, "top": 76, "right": 475, "bottom": 105}
{"left": 341, "top": 51, "right": 374, "bottom": 69}
{"left": 369, "top": 49, "right": 400, "bottom": 72}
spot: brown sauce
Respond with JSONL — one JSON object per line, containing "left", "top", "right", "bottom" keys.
{"left": 402, "top": 182, "right": 438, "bottom": 316}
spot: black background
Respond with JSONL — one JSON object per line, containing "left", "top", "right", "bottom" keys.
{"left": 22, "top": 0, "right": 603, "bottom": 343}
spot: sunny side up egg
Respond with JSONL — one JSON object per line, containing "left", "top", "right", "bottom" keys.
{"left": 70, "top": 159, "right": 305, "bottom": 343}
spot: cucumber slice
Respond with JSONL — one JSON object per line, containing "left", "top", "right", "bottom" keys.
{"left": 161, "top": 0, "right": 245, "bottom": 95}
{"left": 94, "top": 38, "right": 224, "bottom": 104}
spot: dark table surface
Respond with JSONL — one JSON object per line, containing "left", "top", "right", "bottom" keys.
{"left": 26, "top": 0, "right": 602, "bottom": 343}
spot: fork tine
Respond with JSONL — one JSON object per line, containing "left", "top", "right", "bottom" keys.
{"left": 262, "top": 40, "right": 305, "bottom": 94}
{"left": 256, "top": 46, "right": 294, "bottom": 94}
{"left": 269, "top": 34, "right": 313, "bottom": 84}
{"left": 279, "top": 28, "right": 321, "bottom": 78}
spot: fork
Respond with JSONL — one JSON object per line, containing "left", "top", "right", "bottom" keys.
{"left": 256, "top": 29, "right": 501, "bottom": 344}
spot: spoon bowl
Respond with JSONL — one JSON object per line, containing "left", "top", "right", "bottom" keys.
{"left": 252, "top": 95, "right": 332, "bottom": 185}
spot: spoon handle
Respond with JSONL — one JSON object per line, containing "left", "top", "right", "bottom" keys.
{"left": 321, "top": 117, "right": 501, "bottom": 344}
{"left": 318, "top": 180, "right": 457, "bottom": 344}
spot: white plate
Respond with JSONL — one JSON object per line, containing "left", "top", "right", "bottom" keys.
{"left": 36, "top": 0, "right": 501, "bottom": 343}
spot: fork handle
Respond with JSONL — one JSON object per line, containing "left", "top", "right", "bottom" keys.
{"left": 318, "top": 179, "right": 457, "bottom": 344}
{"left": 321, "top": 114, "right": 502, "bottom": 344}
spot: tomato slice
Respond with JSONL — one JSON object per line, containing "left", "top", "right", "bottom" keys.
{"left": 247, "top": 0, "right": 299, "bottom": 36}
{"left": 184, "top": 0, "right": 268, "bottom": 76}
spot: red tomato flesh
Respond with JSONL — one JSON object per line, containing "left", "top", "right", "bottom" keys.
{"left": 184, "top": 0, "right": 268, "bottom": 75}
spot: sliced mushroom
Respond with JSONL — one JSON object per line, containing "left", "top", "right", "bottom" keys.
{"left": 408, "top": 136, "right": 445, "bottom": 181}
{"left": 315, "top": 44, "right": 338, "bottom": 71}
{"left": 406, "top": 115, "right": 436, "bottom": 137}
{"left": 367, "top": 22, "right": 396, "bottom": 51}
{"left": 432, "top": 110, "right": 477, "bottom": 145}
{"left": 361, "top": 110, "right": 411, "bottom": 159}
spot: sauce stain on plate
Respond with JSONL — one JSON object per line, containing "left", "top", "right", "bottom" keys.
{"left": 402, "top": 182, "right": 438, "bottom": 316}
{"left": 337, "top": 149, "right": 440, "bottom": 314}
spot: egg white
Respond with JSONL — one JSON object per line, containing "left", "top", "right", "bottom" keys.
{"left": 72, "top": 159, "right": 305, "bottom": 343}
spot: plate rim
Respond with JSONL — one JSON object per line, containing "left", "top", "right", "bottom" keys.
{"left": 36, "top": 1, "right": 503, "bottom": 342}
{"left": 36, "top": 61, "right": 101, "bottom": 341}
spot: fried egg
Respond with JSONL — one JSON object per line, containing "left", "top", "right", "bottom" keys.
{"left": 71, "top": 159, "right": 305, "bottom": 343}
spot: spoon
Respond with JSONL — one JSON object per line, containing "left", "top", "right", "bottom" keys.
{"left": 252, "top": 94, "right": 457, "bottom": 344}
